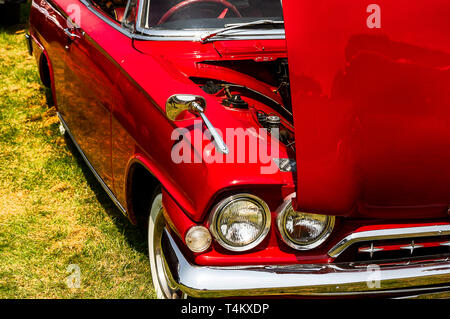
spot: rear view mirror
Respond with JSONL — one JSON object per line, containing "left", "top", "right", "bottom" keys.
{"left": 165, "top": 94, "right": 228, "bottom": 154}
{"left": 165, "top": 94, "right": 206, "bottom": 121}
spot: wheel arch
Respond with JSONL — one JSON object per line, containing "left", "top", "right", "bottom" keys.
{"left": 125, "top": 157, "right": 161, "bottom": 226}
{"left": 38, "top": 52, "right": 52, "bottom": 89}
{"left": 31, "top": 34, "right": 57, "bottom": 107}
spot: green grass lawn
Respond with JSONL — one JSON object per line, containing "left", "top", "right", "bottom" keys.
{"left": 0, "top": 7, "right": 156, "bottom": 299}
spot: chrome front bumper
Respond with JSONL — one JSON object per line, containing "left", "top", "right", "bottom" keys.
{"left": 161, "top": 230, "right": 450, "bottom": 298}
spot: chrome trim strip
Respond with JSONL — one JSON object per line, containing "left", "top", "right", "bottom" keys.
{"left": 393, "top": 289, "right": 450, "bottom": 299}
{"left": 57, "top": 113, "right": 127, "bottom": 215}
{"left": 136, "top": 28, "right": 286, "bottom": 42}
{"left": 328, "top": 225, "right": 450, "bottom": 258}
{"left": 25, "top": 34, "right": 33, "bottom": 56}
{"left": 161, "top": 229, "right": 450, "bottom": 298}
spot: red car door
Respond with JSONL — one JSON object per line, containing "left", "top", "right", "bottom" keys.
{"left": 57, "top": 0, "right": 118, "bottom": 193}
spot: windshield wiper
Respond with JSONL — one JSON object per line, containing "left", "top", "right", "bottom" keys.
{"left": 199, "top": 19, "right": 284, "bottom": 43}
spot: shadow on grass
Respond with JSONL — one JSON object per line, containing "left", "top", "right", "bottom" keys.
{"left": 6, "top": 0, "right": 149, "bottom": 258}
{"left": 0, "top": 1, "right": 31, "bottom": 34}
{"left": 63, "top": 133, "right": 149, "bottom": 258}
{"left": 0, "top": 23, "right": 30, "bottom": 37}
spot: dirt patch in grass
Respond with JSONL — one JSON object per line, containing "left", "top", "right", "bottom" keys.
{"left": 0, "top": 19, "right": 155, "bottom": 298}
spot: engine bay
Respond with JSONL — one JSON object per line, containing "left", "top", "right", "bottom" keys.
{"left": 191, "top": 58, "right": 295, "bottom": 151}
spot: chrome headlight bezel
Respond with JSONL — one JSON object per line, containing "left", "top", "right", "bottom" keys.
{"left": 276, "top": 196, "right": 335, "bottom": 250}
{"left": 208, "top": 194, "right": 271, "bottom": 252}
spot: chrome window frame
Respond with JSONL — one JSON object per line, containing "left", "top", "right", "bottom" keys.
{"left": 121, "top": 0, "right": 137, "bottom": 31}
{"left": 79, "top": 0, "right": 285, "bottom": 41}
{"left": 79, "top": 0, "right": 146, "bottom": 39}
{"left": 134, "top": 0, "right": 286, "bottom": 41}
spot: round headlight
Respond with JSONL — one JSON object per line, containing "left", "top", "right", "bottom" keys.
{"left": 209, "top": 194, "right": 271, "bottom": 252}
{"left": 277, "top": 200, "right": 335, "bottom": 250}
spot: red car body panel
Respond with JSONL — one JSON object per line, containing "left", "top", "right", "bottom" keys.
{"left": 31, "top": 0, "right": 285, "bottom": 215}
{"left": 28, "top": 0, "right": 450, "bottom": 275}
{"left": 283, "top": 0, "right": 450, "bottom": 218}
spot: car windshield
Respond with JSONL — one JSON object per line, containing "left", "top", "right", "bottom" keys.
{"left": 139, "top": 0, "right": 284, "bottom": 30}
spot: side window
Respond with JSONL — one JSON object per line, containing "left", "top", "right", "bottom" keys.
{"left": 89, "top": 0, "right": 132, "bottom": 24}
{"left": 122, "top": 0, "right": 138, "bottom": 30}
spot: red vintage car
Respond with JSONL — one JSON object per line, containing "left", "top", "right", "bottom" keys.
{"left": 27, "top": 0, "right": 450, "bottom": 298}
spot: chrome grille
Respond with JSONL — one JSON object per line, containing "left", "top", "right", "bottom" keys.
{"left": 328, "top": 224, "right": 450, "bottom": 263}
{"left": 352, "top": 237, "right": 450, "bottom": 262}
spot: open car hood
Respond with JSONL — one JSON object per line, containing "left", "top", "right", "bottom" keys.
{"left": 283, "top": 0, "right": 450, "bottom": 218}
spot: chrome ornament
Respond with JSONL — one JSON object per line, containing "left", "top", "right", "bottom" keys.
{"left": 358, "top": 242, "right": 384, "bottom": 258}
{"left": 400, "top": 240, "right": 424, "bottom": 254}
